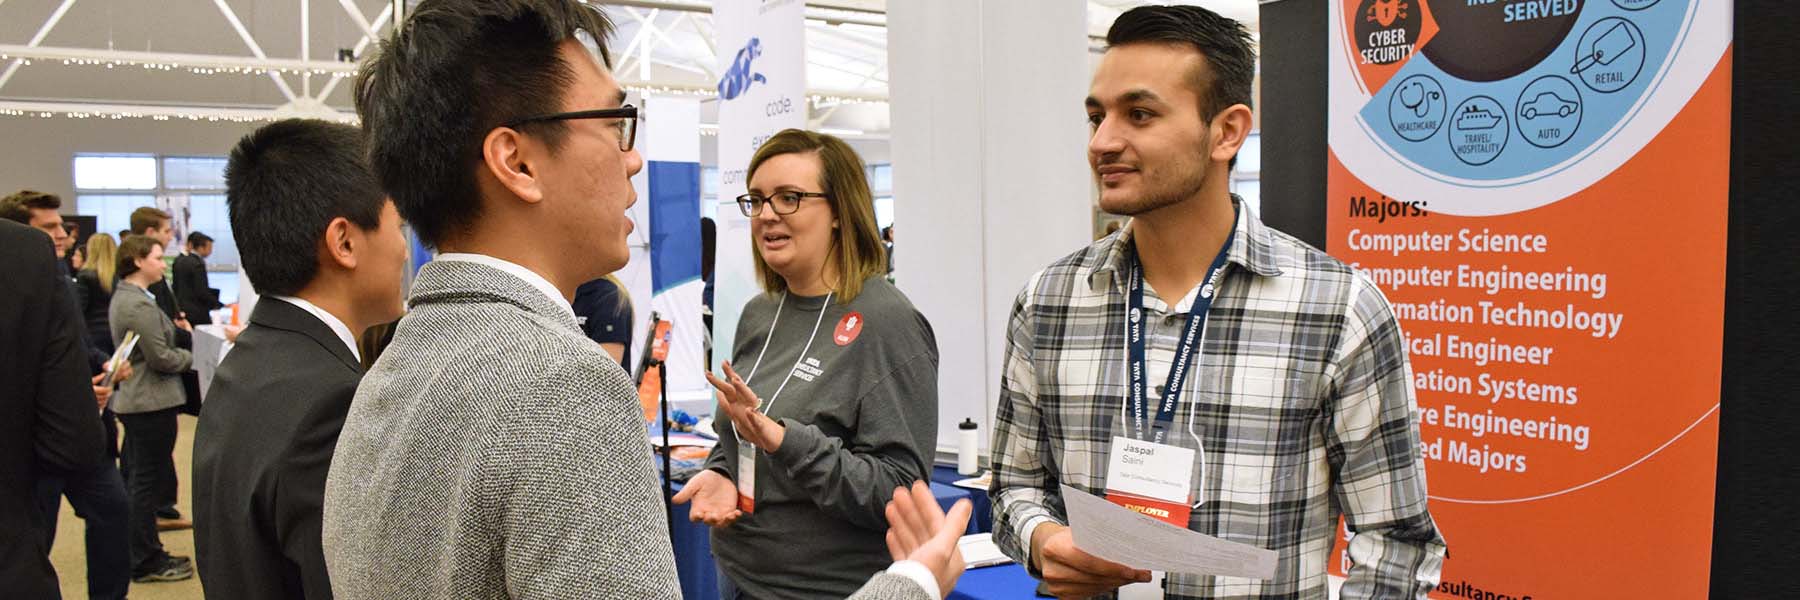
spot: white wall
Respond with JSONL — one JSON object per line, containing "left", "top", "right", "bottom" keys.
{"left": 888, "top": 0, "right": 1093, "bottom": 455}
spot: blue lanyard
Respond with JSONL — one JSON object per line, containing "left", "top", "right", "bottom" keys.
{"left": 1126, "top": 214, "right": 1236, "bottom": 444}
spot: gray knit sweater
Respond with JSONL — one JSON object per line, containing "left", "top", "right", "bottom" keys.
{"left": 321, "top": 260, "right": 930, "bottom": 600}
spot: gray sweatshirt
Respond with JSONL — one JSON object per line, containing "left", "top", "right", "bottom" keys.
{"left": 705, "top": 276, "right": 939, "bottom": 600}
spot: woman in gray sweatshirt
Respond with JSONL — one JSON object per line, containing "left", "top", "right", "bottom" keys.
{"left": 681, "top": 129, "right": 940, "bottom": 600}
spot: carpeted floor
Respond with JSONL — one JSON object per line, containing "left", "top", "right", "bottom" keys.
{"left": 50, "top": 414, "right": 204, "bottom": 599}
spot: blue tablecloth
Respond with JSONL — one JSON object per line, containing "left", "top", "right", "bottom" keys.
{"left": 949, "top": 564, "right": 1043, "bottom": 599}
{"left": 931, "top": 465, "right": 994, "bottom": 535}
{"left": 667, "top": 473, "right": 1010, "bottom": 599}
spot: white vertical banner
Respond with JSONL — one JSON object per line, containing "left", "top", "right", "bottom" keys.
{"left": 711, "top": 0, "right": 807, "bottom": 375}
{"left": 643, "top": 96, "right": 710, "bottom": 409}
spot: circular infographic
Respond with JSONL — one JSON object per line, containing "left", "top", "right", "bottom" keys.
{"left": 1514, "top": 75, "right": 1583, "bottom": 148}
{"left": 1351, "top": 0, "right": 1694, "bottom": 184}
{"left": 1388, "top": 74, "right": 1447, "bottom": 142}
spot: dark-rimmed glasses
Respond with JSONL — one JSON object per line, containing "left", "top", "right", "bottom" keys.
{"left": 736, "top": 191, "right": 830, "bottom": 217}
{"left": 504, "top": 104, "right": 638, "bottom": 152}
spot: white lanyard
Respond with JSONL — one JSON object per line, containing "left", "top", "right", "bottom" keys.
{"left": 742, "top": 290, "right": 833, "bottom": 417}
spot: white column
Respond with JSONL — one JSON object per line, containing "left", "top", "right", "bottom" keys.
{"left": 887, "top": 0, "right": 1094, "bottom": 454}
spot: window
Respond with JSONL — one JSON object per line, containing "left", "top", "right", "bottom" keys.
{"left": 73, "top": 155, "right": 157, "bottom": 190}
{"left": 1232, "top": 132, "right": 1262, "bottom": 215}
{"left": 74, "top": 153, "right": 241, "bottom": 301}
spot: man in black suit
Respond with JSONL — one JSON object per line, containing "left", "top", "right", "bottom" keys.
{"left": 4, "top": 192, "right": 137, "bottom": 598}
{"left": 193, "top": 119, "right": 408, "bottom": 600}
{"left": 0, "top": 219, "right": 106, "bottom": 597}
{"left": 174, "top": 231, "right": 224, "bottom": 325}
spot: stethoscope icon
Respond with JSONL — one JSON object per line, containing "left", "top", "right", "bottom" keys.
{"left": 1397, "top": 80, "right": 1442, "bottom": 118}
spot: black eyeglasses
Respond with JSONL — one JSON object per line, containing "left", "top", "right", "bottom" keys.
{"left": 736, "top": 191, "right": 829, "bottom": 217}
{"left": 504, "top": 105, "right": 639, "bottom": 152}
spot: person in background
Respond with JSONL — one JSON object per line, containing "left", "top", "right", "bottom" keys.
{"left": 684, "top": 128, "right": 940, "bottom": 600}
{"left": 323, "top": 2, "right": 959, "bottom": 598}
{"left": 108, "top": 234, "right": 196, "bottom": 583}
{"left": 702, "top": 216, "right": 716, "bottom": 363}
{"left": 881, "top": 225, "right": 895, "bottom": 276}
{"left": 125, "top": 207, "right": 197, "bottom": 526}
{"left": 194, "top": 118, "right": 410, "bottom": 600}
{"left": 174, "top": 231, "right": 225, "bottom": 325}
{"left": 987, "top": 6, "right": 1446, "bottom": 599}
{"left": 0, "top": 219, "right": 107, "bottom": 598}
{"left": 2, "top": 191, "right": 74, "bottom": 273}
{"left": 70, "top": 241, "right": 87, "bottom": 272}
{"left": 3, "top": 198, "right": 135, "bottom": 599}
{"left": 64, "top": 221, "right": 83, "bottom": 272}
{"left": 75, "top": 234, "right": 121, "bottom": 359}
{"left": 573, "top": 273, "right": 634, "bottom": 370}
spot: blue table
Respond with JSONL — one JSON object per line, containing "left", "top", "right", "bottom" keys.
{"left": 931, "top": 465, "right": 994, "bottom": 535}
{"left": 667, "top": 477, "right": 991, "bottom": 599}
{"left": 950, "top": 564, "right": 1043, "bottom": 599}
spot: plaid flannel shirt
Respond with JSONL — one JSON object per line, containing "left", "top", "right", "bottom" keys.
{"left": 988, "top": 199, "right": 1446, "bottom": 599}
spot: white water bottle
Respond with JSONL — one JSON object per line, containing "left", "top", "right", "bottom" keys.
{"left": 957, "top": 418, "right": 980, "bottom": 475}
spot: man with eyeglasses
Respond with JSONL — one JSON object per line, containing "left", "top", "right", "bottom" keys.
{"left": 321, "top": 2, "right": 966, "bottom": 599}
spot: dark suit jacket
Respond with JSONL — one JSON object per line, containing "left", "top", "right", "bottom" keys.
{"left": 73, "top": 270, "right": 115, "bottom": 352}
{"left": 194, "top": 297, "right": 360, "bottom": 600}
{"left": 145, "top": 278, "right": 194, "bottom": 349}
{"left": 0, "top": 221, "right": 104, "bottom": 597}
{"left": 173, "top": 252, "right": 220, "bottom": 325}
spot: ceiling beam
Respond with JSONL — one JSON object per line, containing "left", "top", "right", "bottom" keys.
{"left": 0, "top": 0, "right": 79, "bottom": 92}
{"left": 313, "top": 3, "right": 393, "bottom": 101}
{"left": 211, "top": 0, "right": 300, "bottom": 102}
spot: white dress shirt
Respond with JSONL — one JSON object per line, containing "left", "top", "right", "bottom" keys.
{"left": 267, "top": 295, "right": 361, "bottom": 363}
{"left": 434, "top": 253, "right": 576, "bottom": 321}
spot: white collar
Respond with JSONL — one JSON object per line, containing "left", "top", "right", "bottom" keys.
{"left": 434, "top": 253, "right": 575, "bottom": 320}
{"left": 268, "top": 295, "right": 362, "bottom": 363}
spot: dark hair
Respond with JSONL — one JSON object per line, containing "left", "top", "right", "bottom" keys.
{"left": 1107, "top": 5, "right": 1256, "bottom": 167}
{"left": 1, "top": 190, "right": 60, "bottom": 224}
{"left": 117, "top": 234, "right": 161, "bottom": 279}
{"left": 226, "top": 119, "right": 386, "bottom": 296}
{"left": 129, "top": 206, "right": 171, "bottom": 235}
{"left": 188, "top": 231, "right": 214, "bottom": 247}
{"left": 355, "top": 0, "right": 614, "bottom": 248}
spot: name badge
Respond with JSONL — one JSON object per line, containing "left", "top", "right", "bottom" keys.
{"left": 736, "top": 442, "right": 757, "bottom": 514}
{"left": 1103, "top": 436, "right": 1195, "bottom": 527}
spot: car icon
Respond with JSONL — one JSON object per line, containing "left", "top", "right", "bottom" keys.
{"left": 1521, "top": 92, "right": 1577, "bottom": 119}
{"left": 1454, "top": 105, "right": 1503, "bottom": 130}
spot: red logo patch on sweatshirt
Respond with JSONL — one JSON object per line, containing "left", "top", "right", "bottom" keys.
{"left": 834, "top": 312, "right": 864, "bottom": 346}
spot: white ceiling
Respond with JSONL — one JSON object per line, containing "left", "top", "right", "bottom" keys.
{"left": 0, "top": 0, "right": 1259, "bottom": 133}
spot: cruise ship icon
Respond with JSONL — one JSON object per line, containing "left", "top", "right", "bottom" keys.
{"left": 1454, "top": 105, "right": 1504, "bottom": 130}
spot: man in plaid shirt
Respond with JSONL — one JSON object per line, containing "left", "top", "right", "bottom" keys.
{"left": 988, "top": 6, "right": 1446, "bottom": 599}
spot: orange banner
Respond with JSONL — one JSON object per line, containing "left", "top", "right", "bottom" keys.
{"left": 1326, "top": 1, "right": 1729, "bottom": 597}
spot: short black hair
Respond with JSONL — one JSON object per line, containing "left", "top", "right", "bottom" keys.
{"left": 1106, "top": 5, "right": 1257, "bottom": 118}
{"left": 188, "top": 231, "right": 214, "bottom": 247}
{"left": 225, "top": 119, "right": 385, "bottom": 296}
{"left": 355, "top": 0, "right": 614, "bottom": 248}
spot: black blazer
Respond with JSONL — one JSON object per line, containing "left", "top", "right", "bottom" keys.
{"left": 193, "top": 297, "right": 360, "bottom": 600}
{"left": 0, "top": 221, "right": 104, "bottom": 597}
{"left": 173, "top": 252, "right": 219, "bottom": 325}
{"left": 73, "top": 269, "right": 116, "bottom": 356}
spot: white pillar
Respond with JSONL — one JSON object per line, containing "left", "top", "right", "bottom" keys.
{"left": 887, "top": 0, "right": 1094, "bottom": 455}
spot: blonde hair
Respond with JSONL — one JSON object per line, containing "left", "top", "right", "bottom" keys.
{"left": 84, "top": 233, "right": 119, "bottom": 293}
{"left": 745, "top": 129, "right": 886, "bottom": 302}
{"left": 603, "top": 273, "right": 632, "bottom": 318}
